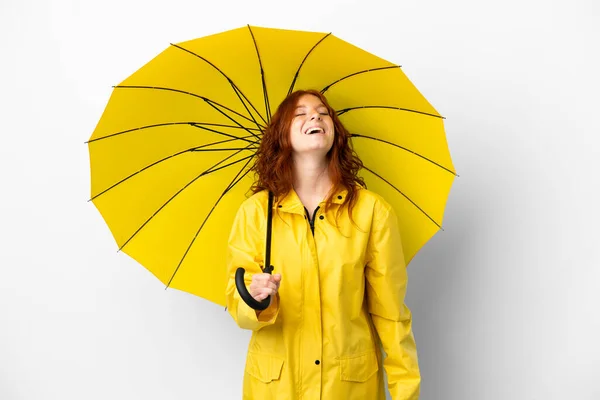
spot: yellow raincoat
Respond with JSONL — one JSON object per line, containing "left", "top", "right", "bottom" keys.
{"left": 225, "top": 187, "right": 420, "bottom": 399}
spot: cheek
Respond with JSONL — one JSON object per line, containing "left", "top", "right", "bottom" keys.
{"left": 291, "top": 119, "right": 304, "bottom": 133}
{"left": 327, "top": 120, "right": 335, "bottom": 132}
{"left": 289, "top": 122, "right": 303, "bottom": 143}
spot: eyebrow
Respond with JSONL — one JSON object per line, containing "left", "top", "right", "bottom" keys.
{"left": 295, "top": 104, "right": 327, "bottom": 109}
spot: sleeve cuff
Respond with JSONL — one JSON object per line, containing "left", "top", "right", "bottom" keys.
{"left": 236, "top": 292, "right": 280, "bottom": 330}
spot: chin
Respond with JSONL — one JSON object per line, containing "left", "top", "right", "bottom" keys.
{"left": 309, "top": 144, "right": 333, "bottom": 152}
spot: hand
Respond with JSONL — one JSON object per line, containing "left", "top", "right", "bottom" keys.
{"left": 249, "top": 273, "right": 282, "bottom": 302}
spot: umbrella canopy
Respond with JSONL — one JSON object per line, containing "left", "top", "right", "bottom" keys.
{"left": 87, "top": 25, "right": 456, "bottom": 306}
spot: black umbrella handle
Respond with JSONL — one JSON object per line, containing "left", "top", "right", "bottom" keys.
{"left": 235, "top": 191, "right": 276, "bottom": 311}
{"left": 235, "top": 265, "right": 273, "bottom": 311}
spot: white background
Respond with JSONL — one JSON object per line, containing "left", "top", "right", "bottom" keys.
{"left": 1, "top": 0, "right": 599, "bottom": 399}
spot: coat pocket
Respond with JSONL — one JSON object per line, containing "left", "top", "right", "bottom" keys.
{"left": 339, "top": 349, "right": 379, "bottom": 382}
{"left": 245, "top": 351, "right": 285, "bottom": 383}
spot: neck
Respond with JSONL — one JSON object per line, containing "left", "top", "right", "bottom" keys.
{"left": 292, "top": 154, "right": 332, "bottom": 197}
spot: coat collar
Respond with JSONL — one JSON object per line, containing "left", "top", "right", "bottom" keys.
{"left": 274, "top": 187, "right": 349, "bottom": 214}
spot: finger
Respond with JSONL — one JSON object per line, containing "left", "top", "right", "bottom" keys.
{"left": 250, "top": 289, "right": 266, "bottom": 300}
{"left": 253, "top": 288, "right": 273, "bottom": 301}
{"left": 252, "top": 292, "right": 265, "bottom": 301}
{"left": 251, "top": 277, "right": 273, "bottom": 290}
{"left": 271, "top": 276, "right": 282, "bottom": 288}
{"left": 249, "top": 283, "right": 269, "bottom": 295}
{"left": 271, "top": 280, "right": 281, "bottom": 290}
{"left": 250, "top": 285, "right": 274, "bottom": 297}
{"left": 253, "top": 273, "right": 271, "bottom": 284}
{"left": 252, "top": 293, "right": 263, "bottom": 302}
{"left": 249, "top": 281, "right": 264, "bottom": 294}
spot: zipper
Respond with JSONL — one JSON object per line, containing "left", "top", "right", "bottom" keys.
{"left": 304, "top": 206, "right": 320, "bottom": 235}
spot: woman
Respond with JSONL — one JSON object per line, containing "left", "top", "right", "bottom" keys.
{"left": 225, "top": 89, "right": 420, "bottom": 399}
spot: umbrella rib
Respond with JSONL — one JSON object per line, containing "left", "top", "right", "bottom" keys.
{"left": 202, "top": 96, "right": 264, "bottom": 140}
{"left": 87, "top": 122, "right": 260, "bottom": 144}
{"left": 170, "top": 43, "right": 268, "bottom": 128}
{"left": 192, "top": 122, "right": 262, "bottom": 132}
{"left": 113, "top": 85, "right": 265, "bottom": 134}
{"left": 350, "top": 134, "right": 456, "bottom": 176}
{"left": 190, "top": 123, "right": 260, "bottom": 144}
{"left": 320, "top": 66, "right": 401, "bottom": 94}
{"left": 363, "top": 165, "right": 442, "bottom": 230}
{"left": 117, "top": 149, "right": 256, "bottom": 252}
{"left": 190, "top": 147, "right": 258, "bottom": 152}
{"left": 337, "top": 105, "right": 444, "bottom": 120}
{"left": 90, "top": 137, "right": 257, "bottom": 201}
{"left": 166, "top": 155, "right": 256, "bottom": 289}
{"left": 247, "top": 25, "right": 271, "bottom": 122}
{"left": 287, "top": 32, "right": 332, "bottom": 97}
{"left": 230, "top": 84, "right": 266, "bottom": 131}
{"left": 224, "top": 160, "right": 255, "bottom": 194}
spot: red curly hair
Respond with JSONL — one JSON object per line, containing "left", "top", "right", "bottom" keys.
{"left": 250, "top": 89, "right": 366, "bottom": 216}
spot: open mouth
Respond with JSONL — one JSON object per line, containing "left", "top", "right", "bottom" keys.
{"left": 305, "top": 127, "right": 324, "bottom": 135}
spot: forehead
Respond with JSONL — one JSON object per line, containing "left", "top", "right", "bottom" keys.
{"left": 295, "top": 94, "right": 326, "bottom": 108}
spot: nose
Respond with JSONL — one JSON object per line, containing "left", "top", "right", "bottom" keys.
{"left": 310, "top": 111, "right": 321, "bottom": 121}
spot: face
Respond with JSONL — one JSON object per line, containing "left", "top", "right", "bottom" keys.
{"left": 289, "top": 94, "right": 335, "bottom": 158}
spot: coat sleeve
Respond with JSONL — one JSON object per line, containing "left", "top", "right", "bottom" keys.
{"left": 224, "top": 198, "right": 280, "bottom": 331}
{"left": 365, "top": 201, "right": 421, "bottom": 400}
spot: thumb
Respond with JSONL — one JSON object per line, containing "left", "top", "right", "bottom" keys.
{"left": 272, "top": 273, "right": 282, "bottom": 282}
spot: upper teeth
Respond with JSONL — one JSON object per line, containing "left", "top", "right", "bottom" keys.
{"left": 307, "top": 128, "right": 322, "bottom": 134}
